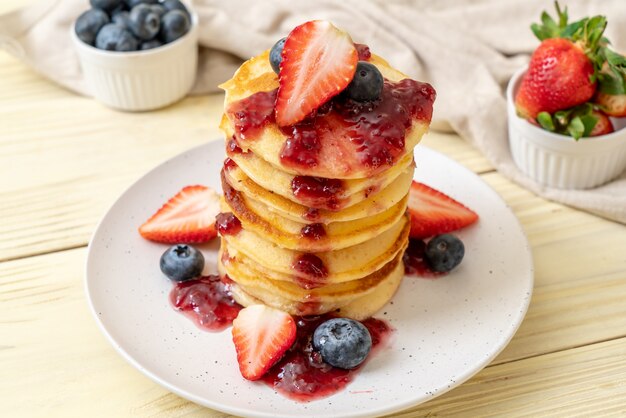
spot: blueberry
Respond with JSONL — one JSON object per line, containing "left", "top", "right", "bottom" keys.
{"left": 269, "top": 37, "right": 286, "bottom": 74}
{"left": 161, "top": 0, "right": 190, "bottom": 19}
{"left": 159, "top": 10, "right": 190, "bottom": 43}
{"left": 89, "top": 0, "right": 122, "bottom": 12}
{"left": 345, "top": 61, "right": 384, "bottom": 102}
{"left": 128, "top": 4, "right": 160, "bottom": 40}
{"left": 95, "top": 23, "right": 139, "bottom": 51}
{"left": 75, "top": 9, "right": 110, "bottom": 46}
{"left": 160, "top": 244, "right": 204, "bottom": 282}
{"left": 125, "top": 0, "right": 157, "bottom": 8}
{"left": 112, "top": 11, "right": 131, "bottom": 30}
{"left": 110, "top": 3, "right": 128, "bottom": 18}
{"left": 312, "top": 318, "right": 372, "bottom": 369}
{"left": 141, "top": 39, "right": 163, "bottom": 50}
{"left": 150, "top": 4, "right": 166, "bottom": 17}
{"left": 425, "top": 234, "right": 465, "bottom": 272}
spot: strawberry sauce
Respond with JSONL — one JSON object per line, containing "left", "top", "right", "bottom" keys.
{"left": 291, "top": 176, "right": 344, "bottom": 210}
{"left": 300, "top": 223, "right": 326, "bottom": 240}
{"left": 225, "top": 79, "right": 435, "bottom": 175}
{"left": 293, "top": 253, "right": 328, "bottom": 281}
{"left": 169, "top": 275, "right": 242, "bottom": 331}
{"left": 261, "top": 314, "right": 393, "bottom": 401}
{"left": 403, "top": 238, "right": 444, "bottom": 278}
{"left": 215, "top": 212, "right": 242, "bottom": 236}
{"left": 354, "top": 43, "right": 372, "bottom": 61}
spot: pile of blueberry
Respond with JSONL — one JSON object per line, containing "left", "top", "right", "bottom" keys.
{"left": 75, "top": 0, "right": 192, "bottom": 52}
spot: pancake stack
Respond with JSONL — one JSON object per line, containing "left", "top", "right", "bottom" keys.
{"left": 216, "top": 47, "right": 435, "bottom": 320}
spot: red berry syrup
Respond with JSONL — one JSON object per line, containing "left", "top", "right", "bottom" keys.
{"left": 291, "top": 176, "right": 344, "bottom": 210}
{"left": 225, "top": 78, "right": 435, "bottom": 175}
{"left": 215, "top": 212, "right": 242, "bottom": 236}
{"left": 261, "top": 314, "right": 393, "bottom": 401}
{"left": 403, "top": 238, "right": 445, "bottom": 279}
{"left": 169, "top": 275, "right": 242, "bottom": 332}
{"left": 300, "top": 223, "right": 326, "bottom": 240}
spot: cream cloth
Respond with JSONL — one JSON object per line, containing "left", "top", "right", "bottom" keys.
{"left": 1, "top": 0, "right": 625, "bottom": 222}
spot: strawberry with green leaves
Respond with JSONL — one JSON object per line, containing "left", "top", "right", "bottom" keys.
{"left": 515, "top": 3, "right": 607, "bottom": 122}
{"left": 536, "top": 103, "right": 614, "bottom": 139}
{"left": 595, "top": 48, "right": 626, "bottom": 117}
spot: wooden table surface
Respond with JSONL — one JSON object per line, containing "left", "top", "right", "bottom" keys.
{"left": 2, "top": 2, "right": 626, "bottom": 417}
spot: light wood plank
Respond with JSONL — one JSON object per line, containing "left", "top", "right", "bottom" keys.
{"left": 1, "top": 247, "right": 625, "bottom": 417}
{"left": 399, "top": 337, "right": 626, "bottom": 417}
{"left": 481, "top": 172, "right": 626, "bottom": 364}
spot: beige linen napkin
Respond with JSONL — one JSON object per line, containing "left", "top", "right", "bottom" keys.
{"left": 1, "top": 0, "right": 625, "bottom": 222}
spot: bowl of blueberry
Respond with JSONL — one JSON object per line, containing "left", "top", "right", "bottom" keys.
{"left": 72, "top": 0, "right": 198, "bottom": 111}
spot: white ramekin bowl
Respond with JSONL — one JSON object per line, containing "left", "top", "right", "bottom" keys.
{"left": 71, "top": 11, "right": 199, "bottom": 111}
{"left": 507, "top": 67, "right": 626, "bottom": 189}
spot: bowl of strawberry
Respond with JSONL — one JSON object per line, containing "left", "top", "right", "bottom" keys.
{"left": 507, "top": 2, "right": 626, "bottom": 189}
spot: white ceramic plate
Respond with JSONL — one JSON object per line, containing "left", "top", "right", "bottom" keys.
{"left": 86, "top": 141, "right": 533, "bottom": 418}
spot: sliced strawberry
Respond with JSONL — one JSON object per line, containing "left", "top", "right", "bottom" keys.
{"left": 232, "top": 305, "right": 296, "bottom": 381}
{"left": 139, "top": 185, "right": 220, "bottom": 244}
{"left": 408, "top": 181, "right": 479, "bottom": 239}
{"left": 275, "top": 20, "right": 357, "bottom": 127}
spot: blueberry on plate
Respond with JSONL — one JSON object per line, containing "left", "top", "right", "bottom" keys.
{"left": 425, "top": 234, "right": 465, "bottom": 273}
{"left": 269, "top": 37, "right": 286, "bottom": 74}
{"left": 345, "top": 61, "right": 384, "bottom": 102}
{"left": 161, "top": 0, "right": 191, "bottom": 19}
{"left": 75, "top": 9, "right": 110, "bottom": 46}
{"left": 125, "top": 0, "right": 157, "bottom": 8}
{"left": 89, "top": 0, "right": 122, "bottom": 12}
{"left": 159, "top": 10, "right": 190, "bottom": 43}
{"left": 312, "top": 318, "right": 372, "bottom": 369}
{"left": 128, "top": 4, "right": 161, "bottom": 40}
{"left": 140, "top": 39, "right": 163, "bottom": 50}
{"left": 95, "top": 23, "right": 139, "bottom": 51}
{"left": 160, "top": 244, "right": 204, "bottom": 282}
{"left": 112, "top": 11, "right": 131, "bottom": 30}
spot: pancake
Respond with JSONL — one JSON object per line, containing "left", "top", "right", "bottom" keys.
{"left": 226, "top": 149, "right": 414, "bottom": 211}
{"left": 219, "top": 247, "right": 406, "bottom": 318}
{"left": 223, "top": 159, "right": 414, "bottom": 223}
{"left": 221, "top": 214, "right": 410, "bottom": 285}
{"left": 215, "top": 38, "right": 435, "bottom": 322}
{"left": 221, "top": 169, "right": 409, "bottom": 252}
{"left": 225, "top": 254, "right": 406, "bottom": 320}
{"left": 219, "top": 50, "right": 435, "bottom": 179}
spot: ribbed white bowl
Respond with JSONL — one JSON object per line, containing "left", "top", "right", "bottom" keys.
{"left": 71, "top": 11, "right": 198, "bottom": 111}
{"left": 507, "top": 68, "right": 626, "bottom": 189}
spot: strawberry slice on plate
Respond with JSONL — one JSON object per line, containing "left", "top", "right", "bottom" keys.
{"left": 408, "top": 181, "right": 479, "bottom": 239}
{"left": 139, "top": 185, "right": 220, "bottom": 244}
{"left": 275, "top": 20, "right": 358, "bottom": 127}
{"left": 232, "top": 305, "right": 296, "bottom": 381}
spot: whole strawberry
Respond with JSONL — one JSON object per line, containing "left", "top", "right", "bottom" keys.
{"left": 515, "top": 2, "right": 607, "bottom": 120}
{"left": 516, "top": 38, "right": 596, "bottom": 119}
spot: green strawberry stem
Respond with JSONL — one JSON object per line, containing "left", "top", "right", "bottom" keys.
{"left": 536, "top": 103, "right": 599, "bottom": 140}
{"left": 531, "top": 1, "right": 607, "bottom": 76}
{"left": 598, "top": 48, "right": 626, "bottom": 95}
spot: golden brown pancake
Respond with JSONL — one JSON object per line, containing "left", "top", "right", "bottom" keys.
{"left": 222, "top": 169, "right": 408, "bottom": 252}
{"left": 221, "top": 214, "right": 410, "bottom": 285}
{"left": 226, "top": 150, "right": 414, "bottom": 212}
{"left": 218, "top": 51, "right": 434, "bottom": 179}
{"left": 219, "top": 247, "right": 406, "bottom": 318}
